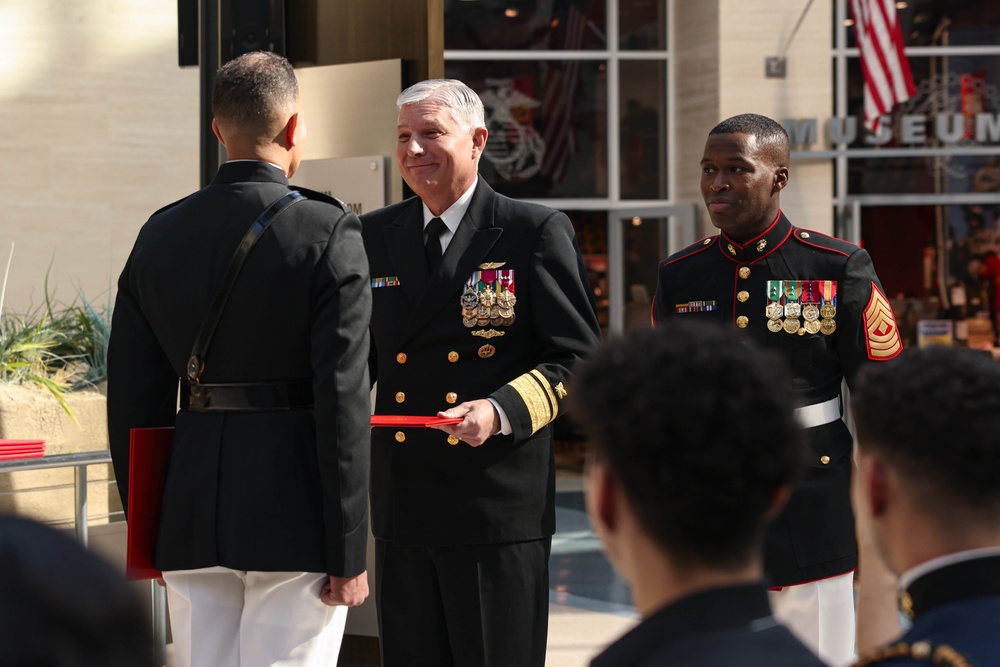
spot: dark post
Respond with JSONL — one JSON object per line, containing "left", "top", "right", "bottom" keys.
{"left": 200, "top": 0, "right": 221, "bottom": 188}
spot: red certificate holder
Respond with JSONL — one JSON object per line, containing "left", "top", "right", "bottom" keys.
{"left": 126, "top": 427, "right": 174, "bottom": 580}
{"left": 370, "top": 415, "right": 463, "bottom": 428}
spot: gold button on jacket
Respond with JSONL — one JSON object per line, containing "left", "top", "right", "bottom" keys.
{"left": 395, "top": 392, "right": 405, "bottom": 403}
{"left": 396, "top": 352, "right": 407, "bottom": 364}
{"left": 445, "top": 392, "right": 458, "bottom": 404}
{"left": 394, "top": 431, "right": 406, "bottom": 443}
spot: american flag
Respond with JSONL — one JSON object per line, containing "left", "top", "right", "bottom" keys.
{"left": 540, "top": 5, "right": 587, "bottom": 182}
{"left": 850, "top": 0, "right": 916, "bottom": 132}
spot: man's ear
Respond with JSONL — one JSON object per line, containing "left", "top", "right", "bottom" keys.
{"left": 585, "top": 462, "right": 620, "bottom": 535}
{"left": 471, "top": 126, "right": 488, "bottom": 158}
{"left": 284, "top": 112, "right": 301, "bottom": 148}
{"left": 864, "top": 456, "right": 890, "bottom": 518}
{"left": 211, "top": 118, "right": 226, "bottom": 147}
{"left": 773, "top": 166, "right": 789, "bottom": 194}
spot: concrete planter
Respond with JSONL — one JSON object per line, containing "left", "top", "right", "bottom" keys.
{"left": 0, "top": 383, "right": 120, "bottom": 525}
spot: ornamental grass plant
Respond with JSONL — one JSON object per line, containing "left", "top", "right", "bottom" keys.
{"left": 0, "top": 246, "right": 111, "bottom": 421}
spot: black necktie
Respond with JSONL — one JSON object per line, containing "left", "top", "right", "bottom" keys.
{"left": 424, "top": 217, "right": 446, "bottom": 275}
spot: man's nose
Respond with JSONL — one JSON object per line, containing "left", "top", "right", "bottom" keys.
{"left": 406, "top": 137, "right": 425, "bottom": 156}
{"left": 710, "top": 176, "right": 729, "bottom": 192}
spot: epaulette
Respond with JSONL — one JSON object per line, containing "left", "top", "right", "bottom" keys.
{"left": 148, "top": 193, "right": 194, "bottom": 218}
{"left": 853, "top": 641, "right": 974, "bottom": 667}
{"left": 662, "top": 236, "right": 718, "bottom": 266}
{"left": 290, "top": 185, "right": 349, "bottom": 212}
{"left": 791, "top": 228, "right": 859, "bottom": 256}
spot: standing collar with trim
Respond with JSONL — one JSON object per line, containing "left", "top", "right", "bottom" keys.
{"left": 717, "top": 211, "right": 793, "bottom": 265}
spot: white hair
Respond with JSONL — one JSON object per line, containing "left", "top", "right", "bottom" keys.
{"left": 397, "top": 79, "right": 486, "bottom": 134}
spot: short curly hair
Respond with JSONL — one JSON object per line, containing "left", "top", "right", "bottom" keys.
{"left": 710, "top": 113, "right": 789, "bottom": 166}
{"left": 212, "top": 51, "right": 298, "bottom": 141}
{"left": 568, "top": 322, "right": 801, "bottom": 569}
{"left": 852, "top": 346, "right": 1000, "bottom": 521}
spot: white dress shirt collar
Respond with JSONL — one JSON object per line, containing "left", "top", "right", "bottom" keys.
{"left": 422, "top": 178, "right": 478, "bottom": 249}
{"left": 899, "top": 546, "right": 1000, "bottom": 591}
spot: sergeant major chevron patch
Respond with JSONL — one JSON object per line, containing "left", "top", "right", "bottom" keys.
{"left": 863, "top": 283, "right": 902, "bottom": 360}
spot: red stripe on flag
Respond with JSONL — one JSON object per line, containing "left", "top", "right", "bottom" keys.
{"left": 850, "top": 0, "right": 916, "bottom": 133}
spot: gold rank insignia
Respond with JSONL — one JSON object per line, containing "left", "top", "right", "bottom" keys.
{"left": 863, "top": 283, "right": 903, "bottom": 360}
{"left": 554, "top": 382, "right": 567, "bottom": 399}
{"left": 899, "top": 590, "right": 914, "bottom": 620}
{"left": 508, "top": 370, "right": 559, "bottom": 435}
{"left": 756, "top": 239, "right": 767, "bottom": 253}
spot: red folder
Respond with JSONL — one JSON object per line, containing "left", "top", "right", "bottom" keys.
{"left": 126, "top": 427, "right": 174, "bottom": 580}
{"left": 370, "top": 415, "right": 463, "bottom": 428}
{"left": 0, "top": 439, "right": 46, "bottom": 461}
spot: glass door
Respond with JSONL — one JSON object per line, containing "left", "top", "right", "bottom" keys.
{"left": 606, "top": 205, "right": 696, "bottom": 333}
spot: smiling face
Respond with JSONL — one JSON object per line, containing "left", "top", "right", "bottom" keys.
{"left": 396, "top": 99, "right": 487, "bottom": 215}
{"left": 700, "top": 132, "right": 788, "bottom": 242}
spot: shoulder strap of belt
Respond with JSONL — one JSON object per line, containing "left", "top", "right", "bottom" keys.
{"left": 186, "top": 190, "right": 304, "bottom": 382}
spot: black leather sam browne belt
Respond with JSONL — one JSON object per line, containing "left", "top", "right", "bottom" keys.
{"left": 180, "top": 190, "right": 311, "bottom": 413}
{"left": 180, "top": 380, "right": 314, "bottom": 412}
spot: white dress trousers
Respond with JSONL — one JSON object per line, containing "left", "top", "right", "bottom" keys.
{"left": 768, "top": 570, "right": 856, "bottom": 667}
{"left": 163, "top": 567, "right": 348, "bottom": 667}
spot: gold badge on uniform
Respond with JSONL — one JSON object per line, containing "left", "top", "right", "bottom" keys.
{"left": 478, "top": 344, "right": 496, "bottom": 358}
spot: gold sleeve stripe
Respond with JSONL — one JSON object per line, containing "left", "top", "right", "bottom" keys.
{"left": 507, "top": 370, "right": 559, "bottom": 435}
{"left": 864, "top": 283, "right": 903, "bottom": 360}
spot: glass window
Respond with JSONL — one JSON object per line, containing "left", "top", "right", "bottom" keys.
{"left": 444, "top": 0, "right": 607, "bottom": 51}
{"left": 619, "top": 0, "right": 666, "bottom": 50}
{"left": 619, "top": 214, "right": 666, "bottom": 330}
{"left": 619, "top": 60, "right": 667, "bottom": 199}
{"left": 834, "top": 54, "right": 1000, "bottom": 150}
{"left": 841, "top": 0, "right": 1000, "bottom": 48}
{"left": 445, "top": 60, "right": 609, "bottom": 198}
{"left": 565, "top": 210, "right": 610, "bottom": 330}
{"left": 848, "top": 154, "right": 999, "bottom": 197}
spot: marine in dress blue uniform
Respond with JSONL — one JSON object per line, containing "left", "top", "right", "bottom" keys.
{"left": 851, "top": 346, "right": 1000, "bottom": 667}
{"left": 653, "top": 114, "right": 902, "bottom": 664}
{"left": 854, "top": 555, "right": 1000, "bottom": 667}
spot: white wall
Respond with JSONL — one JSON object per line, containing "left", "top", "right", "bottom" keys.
{"left": 675, "top": 0, "right": 834, "bottom": 236}
{"left": 0, "top": 0, "right": 200, "bottom": 314}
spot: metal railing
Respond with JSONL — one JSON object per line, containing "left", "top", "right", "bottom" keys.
{"left": 0, "top": 450, "right": 169, "bottom": 665}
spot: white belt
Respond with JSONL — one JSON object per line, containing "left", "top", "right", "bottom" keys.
{"left": 795, "top": 396, "right": 841, "bottom": 429}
